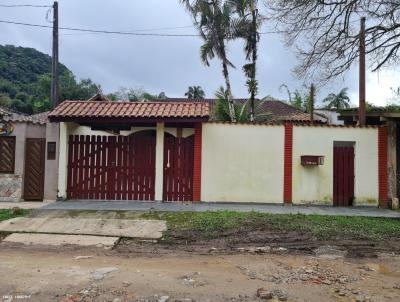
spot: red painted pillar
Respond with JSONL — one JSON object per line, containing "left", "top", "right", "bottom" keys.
{"left": 193, "top": 123, "right": 202, "bottom": 202}
{"left": 378, "top": 126, "right": 388, "bottom": 207}
{"left": 284, "top": 123, "right": 293, "bottom": 204}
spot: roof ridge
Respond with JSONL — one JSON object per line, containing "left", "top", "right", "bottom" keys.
{"left": 62, "top": 100, "right": 209, "bottom": 104}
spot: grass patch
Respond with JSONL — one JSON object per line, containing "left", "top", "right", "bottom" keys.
{"left": 0, "top": 208, "right": 29, "bottom": 240}
{"left": 0, "top": 208, "right": 29, "bottom": 222}
{"left": 139, "top": 211, "right": 400, "bottom": 241}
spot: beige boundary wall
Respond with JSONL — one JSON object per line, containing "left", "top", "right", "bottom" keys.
{"left": 56, "top": 121, "right": 380, "bottom": 206}
{"left": 201, "top": 123, "right": 285, "bottom": 203}
{"left": 201, "top": 123, "right": 379, "bottom": 205}
{"left": 292, "top": 126, "right": 378, "bottom": 206}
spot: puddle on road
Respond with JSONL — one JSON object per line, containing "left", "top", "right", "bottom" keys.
{"left": 366, "top": 263, "right": 400, "bottom": 277}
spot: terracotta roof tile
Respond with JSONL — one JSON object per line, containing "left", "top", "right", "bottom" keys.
{"left": 49, "top": 101, "right": 210, "bottom": 121}
{"left": 5, "top": 111, "right": 49, "bottom": 125}
{"left": 161, "top": 98, "right": 320, "bottom": 123}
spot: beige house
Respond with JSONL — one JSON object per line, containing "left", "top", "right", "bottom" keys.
{"left": 47, "top": 98, "right": 387, "bottom": 207}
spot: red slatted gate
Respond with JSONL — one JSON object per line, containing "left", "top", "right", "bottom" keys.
{"left": 67, "top": 131, "right": 156, "bottom": 200}
{"left": 333, "top": 146, "right": 355, "bottom": 206}
{"left": 163, "top": 133, "right": 194, "bottom": 202}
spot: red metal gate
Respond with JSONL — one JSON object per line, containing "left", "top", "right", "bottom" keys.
{"left": 163, "top": 133, "right": 194, "bottom": 202}
{"left": 67, "top": 131, "right": 156, "bottom": 200}
{"left": 333, "top": 146, "right": 355, "bottom": 206}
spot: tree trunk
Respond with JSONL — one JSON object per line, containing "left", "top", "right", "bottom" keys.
{"left": 249, "top": 6, "right": 258, "bottom": 122}
{"left": 222, "top": 58, "right": 236, "bottom": 122}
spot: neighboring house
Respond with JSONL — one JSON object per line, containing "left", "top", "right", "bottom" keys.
{"left": 314, "top": 109, "right": 344, "bottom": 125}
{"left": 339, "top": 108, "right": 400, "bottom": 204}
{"left": 43, "top": 94, "right": 387, "bottom": 207}
{"left": 0, "top": 105, "right": 59, "bottom": 202}
{"left": 163, "top": 97, "right": 325, "bottom": 124}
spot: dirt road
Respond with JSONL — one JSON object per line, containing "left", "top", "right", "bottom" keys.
{"left": 0, "top": 243, "right": 399, "bottom": 302}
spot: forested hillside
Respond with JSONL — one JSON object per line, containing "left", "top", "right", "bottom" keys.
{"left": 0, "top": 45, "right": 100, "bottom": 114}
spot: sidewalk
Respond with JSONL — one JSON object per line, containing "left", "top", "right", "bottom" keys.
{"left": 0, "top": 201, "right": 54, "bottom": 210}
{"left": 36, "top": 201, "right": 400, "bottom": 218}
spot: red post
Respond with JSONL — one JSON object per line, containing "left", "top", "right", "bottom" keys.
{"left": 284, "top": 123, "right": 293, "bottom": 204}
{"left": 378, "top": 126, "right": 388, "bottom": 207}
{"left": 193, "top": 123, "right": 202, "bottom": 202}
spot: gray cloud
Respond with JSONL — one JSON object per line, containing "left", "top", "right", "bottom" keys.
{"left": 0, "top": 0, "right": 394, "bottom": 105}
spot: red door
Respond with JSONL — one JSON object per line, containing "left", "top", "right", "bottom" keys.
{"left": 333, "top": 146, "right": 354, "bottom": 206}
{"left": 24, "top": 138, "right": 46, "bottom": 201}
{"left": 163, "top": 133, "right": 194, "bottom": 202}
{"left": 67, "top": 131, "right": 156, "bottom": 200}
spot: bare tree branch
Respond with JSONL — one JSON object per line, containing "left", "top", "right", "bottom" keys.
{"left": 265, "top": 0, "right": 400, "bottom": 83}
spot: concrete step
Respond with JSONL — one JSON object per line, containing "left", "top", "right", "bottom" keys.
{"left": 2, "top": 233, "right": 119, "bottom": 248}
{"left": 0, "top": 217, "right": 166, "bottom": 239}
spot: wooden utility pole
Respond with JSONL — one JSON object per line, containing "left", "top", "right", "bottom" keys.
{"left": 309, "top": 84, "right": 315, "bottom": 124}
{"left": 359, "top": 17, "right": 366, "bottom": 126}
{"left": 51, "top": 1, "right": 59, "bottom": 108}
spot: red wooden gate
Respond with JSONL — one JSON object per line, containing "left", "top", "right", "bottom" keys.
{"left": 333, "top": 146, "right": 355, "bottom": 206}
{"left": 163, "top": 133, "right": 194, "bottom": 202}
{"left": 67, "top": 131, "right": 156, "bottom": 200}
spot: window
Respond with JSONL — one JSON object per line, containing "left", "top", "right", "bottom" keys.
{"left": 0, "top": 136, "right": 16, "bottom": 173}
{"left": 47, "top": 142, "right": 56, "bottom": 160}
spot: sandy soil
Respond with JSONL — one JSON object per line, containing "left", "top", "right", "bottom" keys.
{"left": 0, "top": 242, "right": 399, "bottom": 302}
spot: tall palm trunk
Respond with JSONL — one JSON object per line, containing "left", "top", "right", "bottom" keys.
{"left": 221, "top": 49, "right": 236, "bottom": 122}
{"left": 213, "top": 0, "right": 236, "bottom": 123}
{"left": 249, "top": 4, "right": 257, "bottom": 122}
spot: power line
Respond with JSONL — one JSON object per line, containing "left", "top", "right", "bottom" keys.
{"left": 0, "top": 4, "right": 51, "bottom": 8}
{"left": 0, "top": 19, "right": 285, "bottom": 36}
{"left": 0, "top": 18, "right": 360, "bottom": 37}
{"left": 61, "top": 25, "right": 196, "bottom": 36}
{"left": 0, "top": 19, "right": 201, "bottom": 36}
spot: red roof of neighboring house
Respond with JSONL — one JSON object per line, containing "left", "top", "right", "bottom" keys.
{"left": 6, "top": 111, "right": 49, "bottom": 125}
{"left": 0, "top": 105, "right": 49, "bottom": 125}
{"left": 162, "top": 98, "right": 319, "bottom": 123}
{"left": 258, "top": 100, "right": 315, "bottom": 122}
{"left": 48, "top": 101, "right": 210, "bottom": 122}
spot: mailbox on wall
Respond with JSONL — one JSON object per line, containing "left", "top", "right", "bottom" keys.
{"left": 301, "top": 155, "right": 324, "bottom": 166}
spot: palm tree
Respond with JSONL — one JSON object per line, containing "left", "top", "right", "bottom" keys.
{"left": 323, "top": 88, "right": 351, "bottom": 109}
{"left": 229, "top": 0, "right": 262, "bottom": 122}
{"left": 213, "top": 86, "right": 271, "bottom": 122}
{"left": 185, "top": 86, "right": 206, "bottom": 99}
{"left": 180, "top": 0, "right": 237, "bottom": 121}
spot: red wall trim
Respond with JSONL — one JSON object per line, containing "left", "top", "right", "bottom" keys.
{"left": 193, "top": 123, "right": 202, "bottom": 202}
{"left": 284, "top": 123, "right": 293, "bottom": 204}
{"left": 378, "top": 126, "right": 388, "bottom": 207}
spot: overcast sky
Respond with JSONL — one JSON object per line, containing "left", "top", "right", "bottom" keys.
{"left": 0, "top": 0, "right": 399, "bottom": 106}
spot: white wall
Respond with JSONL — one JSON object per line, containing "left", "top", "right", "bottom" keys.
{"left": 292, "top": 126, "right": 378, "bottom": 205}
{"left": 201, "top": 123, "right": 285, "bottom": 203}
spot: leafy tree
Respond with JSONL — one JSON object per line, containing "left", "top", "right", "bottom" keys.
{"left": 0, "top": 45, "right": 101, "bottom": 113}
{"left": 279, "top": 84, "right": 313, "bottom": 112}
{"left": 106, "top": 93, "right": 118, "bottom": 101}
{"left": 323, "top": 88, "right": 351, "bottom": 110}
{"left": 180, "top": 0, "right": 238, "bottom": 121}
{"left": 213, "top": 86, "right": 270, "bottom": 122}
{"left": 265, "top": 1, "right": 400, "bottom": 82}
{"left": 185, "top": 86, "right": 205, "bottom": 99}
{"left": 230, "top": 0, "right": 263, "bottom": 121}
{"left": 75, "top": 78, "right": 101, "bottom": 100}
{"left": 113, "top": 87, "right": 166, "bottom": 101}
